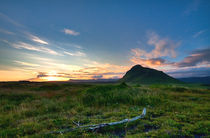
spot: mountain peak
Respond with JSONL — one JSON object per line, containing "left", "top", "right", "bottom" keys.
{"left": 120, "top": 65, "right": 181, "bottom": 84}
{"left": 130, "top": 64, "right": 143, "bottom": 70}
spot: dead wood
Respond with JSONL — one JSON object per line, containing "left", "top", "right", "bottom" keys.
{"left": 48, "top": 108, "right": 146, "bottom": 134}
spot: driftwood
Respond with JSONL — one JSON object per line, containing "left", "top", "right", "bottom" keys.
{"left": 48, "top": 108, "right": 146, "bottom": 134}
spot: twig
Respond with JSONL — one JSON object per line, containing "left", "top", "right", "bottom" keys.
{"left": 72, "top": 121, "right": 80, "bottom": 126}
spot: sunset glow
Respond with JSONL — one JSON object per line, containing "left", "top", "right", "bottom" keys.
{"left": 29, "top": 71, "right": 71, "bottom": 81}
{"left": 42, "top": 76, "right": 69, "bottom": 81}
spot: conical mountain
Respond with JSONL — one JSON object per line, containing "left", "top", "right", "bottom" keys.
{"left": 120, "top": 65, "right": 180, "bottom": 84}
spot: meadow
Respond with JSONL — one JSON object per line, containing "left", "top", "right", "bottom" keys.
{"left": 0, "top": 82, "right": 209, "bottom": 137}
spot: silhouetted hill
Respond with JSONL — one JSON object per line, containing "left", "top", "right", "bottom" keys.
{"left": 120, "top": 65, "right": 181, "bottom": 84}
{"left": 178, "top": 76, "right": 210, "bottom": 84}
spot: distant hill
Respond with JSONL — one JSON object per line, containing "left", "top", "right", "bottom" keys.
{"left": 178, "top": 76, "right": 210, "bottom": 84}
{"left": 119, "top": 64, "right": 181, "bottom": 84}
{"left": 69, "top": 79, "right": 118, "bottom": 83}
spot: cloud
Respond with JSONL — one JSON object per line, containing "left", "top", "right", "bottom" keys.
{"left": 156, "top": 47, "right": 210, "bottom": 77}
{"left": 0, "top": 28, "right": 15, "bottom": 35}
{"left": 147, "top": 32, "right": 180, "bottom": 58}
{"left": 27, "top": 72, "right": 72, "bottom": 81}
{"left": 12, "top": 42, "right": 60, "bottom": 55}
{"left": 36, "top": 72, "right": 71, "bottom": 78}
{"left": 167, "top": 66, "right": 210, "bottom": 78}
{"left": 64, "top": 51, "right": 86, "bottom": 57}
{"left": 7, "top": 58, "right": 129, "bottom": 81}
{"left": 193, "top": 30, "right": 206, "bottom": 38}
{"left": 175, "top": 47, "right": 210, "bottom": 67}
{"left": 63, "top": 28, "right": 80, "bottom": 36}
{"left": 0, "top": 13, "right": 48, "bottom": 45}
{"left": 25, "top": 55, "right": 84, "bottom": 72}
{"left": 73, "top": 44, "right": 83, "bottom": 49}
{"left": 130, "top": 32, "right": 180, "bottom": 68}
{"left": 130, "top": 32, "right": 210, "bottom": 75}
{"left": 0, "top": 12, "right": 48, "bottom": 45}
{"left": 26, "top": 33, "right": 48, "bottom": 45}
{"left": 38, "top": 61, "right": 83, "bottom": 73}
{"left": 0, "top": 12, "right": 24, "bottom": 28}
{"left": 83, "top": 60, "right": 130, "bottom": 73}
{"left": 130, "top": 57, "right": 169, "bottom": 68}
{"left": 0, "top": 39, "right": 10, "bottom": 44}
{"left": 26, "top": 59, "right": 129, "bottom": 80}
{"left": 14, "top": 60, "right": 40, "bottom": 67}
{"left": 92, "top": 75, "right": 103, "bottom": 79}
{"left": 76, "top": 60, "right": 131, "bottom": 79}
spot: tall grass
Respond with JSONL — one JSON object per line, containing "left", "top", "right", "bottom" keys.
{"left": 82, "top": 83, "right": 166, "bottom": 107}
{"left": 0, "top": 82, "right": 209, "bottom": 137}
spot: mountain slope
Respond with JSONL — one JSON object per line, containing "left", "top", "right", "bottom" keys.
{"left": 120, "top": 65, "right": 181, "bottom": 84}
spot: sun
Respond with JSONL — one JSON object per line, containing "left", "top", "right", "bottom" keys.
{"left": 42, "top": 71, "right": 69, "bottom": 81}
{"left": 46, "top": 76, "right": 59, "bottom": 81}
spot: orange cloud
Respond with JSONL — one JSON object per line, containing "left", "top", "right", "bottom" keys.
{"left": 10, "top": 57, "right": 132, "bottom": 81}
{"left": 72, "top": 61, "right": 130, "bottom": 80}
{"left": 130, "top": 57, "right": 167, "bottom": 68}
{"left": 130, "top": 32, "right": 180, "bottom": 69}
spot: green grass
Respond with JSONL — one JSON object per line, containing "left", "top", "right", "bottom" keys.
{"left": 0, "top": 82, "right": 209, "bottom": 137}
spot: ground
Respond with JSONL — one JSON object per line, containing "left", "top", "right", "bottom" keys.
{"left": 0, "top": 82, "right": 209, "bottom": 137}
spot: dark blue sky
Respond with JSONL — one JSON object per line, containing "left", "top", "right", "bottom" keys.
{"left": 0, "top": 0, "right": 209, "bottom": 81}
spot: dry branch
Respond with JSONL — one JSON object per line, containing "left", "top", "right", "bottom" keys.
{"left": 48, "top": 108, "right": 146, "bottom": 134}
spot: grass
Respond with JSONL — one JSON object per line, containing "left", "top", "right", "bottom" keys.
{"left": 0, "top": 82, "right": 209, "bottom": 137}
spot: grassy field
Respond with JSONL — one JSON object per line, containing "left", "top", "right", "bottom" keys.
{"left": 0, "top": 82, "right": 209, "bottom": 137}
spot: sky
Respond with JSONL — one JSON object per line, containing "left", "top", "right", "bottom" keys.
{"left": 0, "top": 0, "right": 210, "bottom": 81}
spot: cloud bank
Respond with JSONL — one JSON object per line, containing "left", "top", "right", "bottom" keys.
{"left": 175, "top": 48, "right": 210, "bottom": 67}
{"left": 130, "top": 31, "right": 210, "bottom": 78}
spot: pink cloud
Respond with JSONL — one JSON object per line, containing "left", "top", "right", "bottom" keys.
{"left": 130, "top": 32, "right": 180, "bottom": 69}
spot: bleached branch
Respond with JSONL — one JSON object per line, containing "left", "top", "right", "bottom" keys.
{"left": 48, "top": 108, "right": 146, "bottom": 134}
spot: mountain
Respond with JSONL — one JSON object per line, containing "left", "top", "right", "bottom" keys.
{"left": 178, "top": 76, "right": 210, "bottom": 84}
{"left": 120, "top": 64, "right": 181, "bottom": 84}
